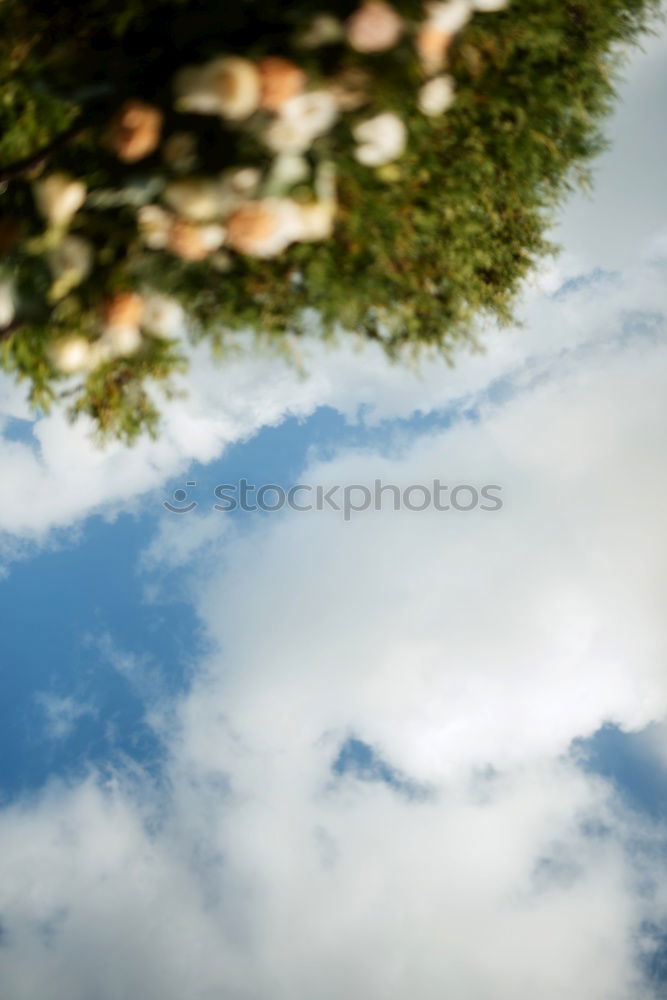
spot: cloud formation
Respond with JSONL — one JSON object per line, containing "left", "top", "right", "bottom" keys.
{"left": 1, "top": 247, "right": 667, "bottom": 997}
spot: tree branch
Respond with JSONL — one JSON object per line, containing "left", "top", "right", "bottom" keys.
{"left": 0, "top": 317, "right": 24, "bottom": 342}
{"left": 0, "top": 117, "right": 92, "bottom": 185}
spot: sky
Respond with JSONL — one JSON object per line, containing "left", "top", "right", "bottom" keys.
{"left": 1, "top": 22, "right": 667, "bottom": 1000}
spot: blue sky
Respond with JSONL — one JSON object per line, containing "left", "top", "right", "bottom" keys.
{"left": 3, "top": 403, "right": 666, "bottom": 821}
{"left": 0, "top": 23, "right": 667, "bottom": 1000}
{"left": 0, "top": 401, "right": 464, "bottom": 796}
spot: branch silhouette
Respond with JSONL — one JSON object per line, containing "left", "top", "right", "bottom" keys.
{"left": 0, "top": 117, "right": 93, "bottom": 185}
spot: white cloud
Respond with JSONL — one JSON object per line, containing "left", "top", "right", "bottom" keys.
{"left": 175, "top": 320, "right": 667, "bottom": 787}
{"left": 634, "top": 721, "right": 667, "bottom": 778}
{"left": 139, "top": 510, "right": 232, "bottom": 573}
{"left": 3, "top": 238, "right": 661, "bottom": 549}
{"left": 35, "top": 694, "right": 95, "bottom": 741}
{"left": 0, "top": 748, "right": 663, "bottom": 999}
{"left": 555, "top": 28, "right": 667, "bottom": 270}
{"left": 1, "top": 254, "right": 667, "bottom": 997}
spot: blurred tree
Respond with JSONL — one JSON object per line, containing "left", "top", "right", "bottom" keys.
{"left": 0, "top": 0, "right": 661, "bottom": 442}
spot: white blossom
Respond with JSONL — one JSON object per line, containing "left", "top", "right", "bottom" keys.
{"left": 216, "top": 167, "right": 262, "bottom": 214}
{"left": 224, "top": 167, "right": 262, "bottom": 196}
{"left": 418, "top": 74, "right": 456, "bottom": 115}
{"left": 166, "top": 219, "right": 225, "bottom": 261}
{"left": 282, "top": 90, "right": 339, "bottom": 135}
{"left": 265, "top": 154, "right": 310, "bottom": 195}
{"left": 353, "top": 112, "right": 407, "bottom": 166}
{"left": 258, "top": 57, "right": 306, "bottom": 112}
{"left": 87, "top": 340, "right": 115, "bottom": 367}
{"left": 101, "top": 324, "right": 143, "bottom": 359}
{"left": 164, "top": 171, "right": 264, "bottom": 221}
{"left": 46, "top": 235, "right": 93, "bottom": 298}
{"left": 264, "top": 118, "right": 314, "bottom": 155}
{"left": 33, "top": 174, "right": 87, "bottom": 229}
{"left": 163, "top": 179, "right": 226, "bottom": 222}
{"left": 141, "top": 294, "right": 185, "bottom": 339}
{"left": 48, "top": 336, "right": 93, "bottom": 374}
{"left": 105, "top": 100, "right": 163, "bottom": 163}
{"left": 137, "top": 205, "right": 172, "bottom": 249}
{"left": 102, "top": 292, "right": 143, "bottom": 332}
{"left": 0, "top": 282, "right": 15, "bottom": 329}
{"left": 198, "top": 223, "right": 227, "bottom": 252}
{"left": 416, "top": 23, "right": 453, "bottom": 73}
{"left": 472, "top": 0, "right": 510, "bottom": 10}
{"left": 225, "top": 198, "right": 303, "bottom": 258}
{"left": 345, "top": 2, "right": 403, "bottom": 53}
{"left": 265, "top": 90, "right": 339, "bottom": 154}
{"left": 296, "top": 201, "right": 336, "bottom": 242}
{"left": 424, "top": 0, "right": 473, "bottom": 34}
{"left": 174, "top": 57, "right": 260, "bottom": 120}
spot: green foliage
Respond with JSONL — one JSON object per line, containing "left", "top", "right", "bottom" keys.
{"left": 0, "top": 0, "right": 661, "bottom": 443}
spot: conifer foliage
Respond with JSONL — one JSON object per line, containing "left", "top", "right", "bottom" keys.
{"left": 0, "top": 0, "right": 660, "bottom": 442}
